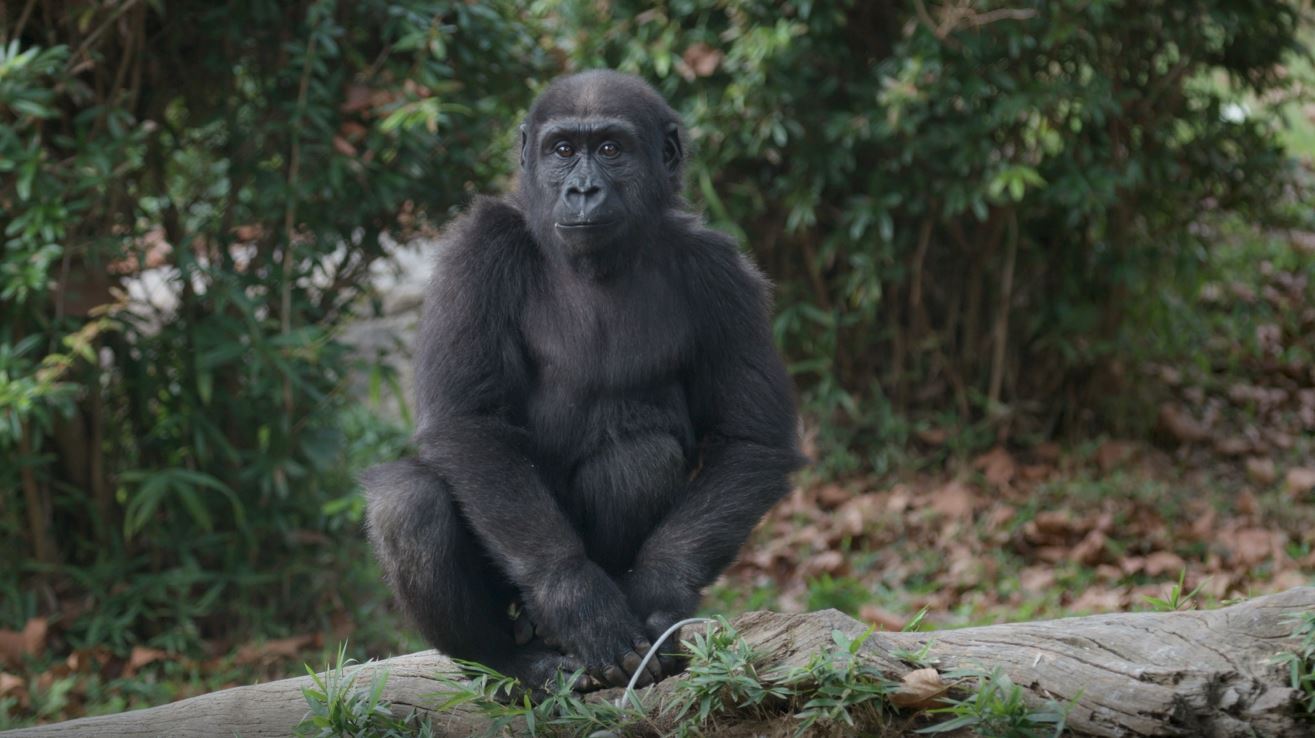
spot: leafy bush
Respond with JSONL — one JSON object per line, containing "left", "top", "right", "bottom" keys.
{"left": 0, "top": 0, "right": 548, "bottom": 648}
{"left": 558, "top": 0, "right": 1304, "bottom": 472}
{"left": 2, "top": 0, "right": 1308, "bottom": 656}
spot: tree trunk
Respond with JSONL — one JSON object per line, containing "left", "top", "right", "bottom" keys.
{"left": 8, "top": 587, "right": 1312, "bottom": 737}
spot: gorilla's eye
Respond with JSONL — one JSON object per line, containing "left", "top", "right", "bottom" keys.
{"left": 553, "top": 142, "right": 576, "bottom": 158}
{"left": 598, "top": 142, "right": 620, "bottom": 158}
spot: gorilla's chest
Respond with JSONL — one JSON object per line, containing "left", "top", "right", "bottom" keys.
{"left": 522, "top": 275, "right": 691, "bottom": 392}
{"left": 521, "top": 274, "right": 694, "bottom": 462}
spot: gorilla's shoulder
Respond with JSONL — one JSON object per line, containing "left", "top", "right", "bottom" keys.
{"left": 673, "top": 221, "right": 769, "bottom": 298}
{"left": 432, "top": 196, "right": 536, "bottom": 278}
{"left": 455, "top": 195, "right": 530, "bottom": 242}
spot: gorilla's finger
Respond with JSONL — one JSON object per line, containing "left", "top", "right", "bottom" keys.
{"left": 602, "top": 664, "right": 626, "bottom": 687}
{"left": 634, "top": 639, "right": 652, "bottom": 655}
{"left": 658, "top": 653, "right": 688, "bottom": 678}
{"left": 644, "top": 654, "right": 662, "bottom": 683}
{"left": 629, "top": 663, "right": 655, "bottom": 688}
{"left": 621, "top": 649, "right": 643, "bottom": 675}
{"left": 512, "top": 616, "right": 534, "bottom": 646}
{"left": 573, "top": 671, "right": 601, "bottom": 692}
{"left": 537, "top": 625, "right": 562, "bottom": 651}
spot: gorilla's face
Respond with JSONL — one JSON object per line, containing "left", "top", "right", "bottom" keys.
{"left": 534, "top": 116, "right": 643, "bottom": 253}
{"left": 518, "top": 71, "right": 684, "bottom": 267}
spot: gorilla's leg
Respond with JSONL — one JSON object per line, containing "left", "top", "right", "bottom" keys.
{"left": 362, "top": 459, "right": 585, "bottom": 688}
{"left": 568, "top": 435, "right": 691, "bottom": 677}
{"left": 567, "top": 433, "right": 687, "bottom": 574}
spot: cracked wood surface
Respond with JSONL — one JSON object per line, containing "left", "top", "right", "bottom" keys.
{"left": 7, "top": 587, "right": 1312, "bottom": 737}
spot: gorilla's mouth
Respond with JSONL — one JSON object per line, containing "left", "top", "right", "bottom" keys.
{"left": 555, "top": 220, "right": 615, "bottom": 230}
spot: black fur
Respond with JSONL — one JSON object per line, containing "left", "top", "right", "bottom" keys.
{"left": 363, "top": 70, "right": 804, "bottom": 691}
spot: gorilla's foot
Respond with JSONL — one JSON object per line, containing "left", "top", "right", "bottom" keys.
{"left": 495, "top": 646, "right": 600, "bottom": 700}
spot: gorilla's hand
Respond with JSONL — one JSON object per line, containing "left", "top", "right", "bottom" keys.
{"left": 621, "top": 566, "right": 700, "bottom": 625}
{"left": 621, "top": 567, "right": 700, "bottom": 675}
{"left": 530, "top": 559, "right": 662, "bottom": 689}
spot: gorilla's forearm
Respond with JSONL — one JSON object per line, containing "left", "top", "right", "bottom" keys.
{"left": 624, "top": 438, "right": 804, "bottom": 616}
{"left": 414, "top": 420, "right": 589, "bottom": 587}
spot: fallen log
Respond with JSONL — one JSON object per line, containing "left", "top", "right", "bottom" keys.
{"left": 7, "top": 587, "right": 1312, "bottom": 737}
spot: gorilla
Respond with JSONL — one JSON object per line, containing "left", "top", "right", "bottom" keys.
{"left": 363, "top": 70, "right": 804, "bottom": 692}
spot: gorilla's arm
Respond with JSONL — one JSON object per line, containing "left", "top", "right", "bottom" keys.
{"left": 413, "top": 198, "right": 653, "bottom": 680}
{"left": 623, "top": 238, "right": 806, "bottom": 630}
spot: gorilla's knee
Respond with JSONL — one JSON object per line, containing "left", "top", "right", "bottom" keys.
{"left": 360, "top": 458, "right": 460, "bottom": 585}
{"left": 361, "top": 458, "right": 441, "bottom": 539}
{"left": 360, "top": 458, "right": 514, "bottom": 657}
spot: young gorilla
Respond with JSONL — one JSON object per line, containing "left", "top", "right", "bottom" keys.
{"left": 363, "top": 70, "right": 804, "bottom": 691}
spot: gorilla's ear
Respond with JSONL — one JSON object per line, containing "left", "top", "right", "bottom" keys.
{"left": 519, "top": 124, "right": 529, "bottom": 171}
{"left": 662, "top": 123, "right": 683, "bottom": 176}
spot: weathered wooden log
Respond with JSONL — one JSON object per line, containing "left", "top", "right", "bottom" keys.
{"left": 7, "top": 587, "right": 1312, "bottom": 737}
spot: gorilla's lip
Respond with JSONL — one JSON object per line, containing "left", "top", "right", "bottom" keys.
{"left": 554, "top": 220, "right": 615, "bottom": 229}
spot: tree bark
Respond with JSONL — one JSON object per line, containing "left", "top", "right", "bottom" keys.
{"left": 8, "top": 587, "right": 1312, "bottom": 737}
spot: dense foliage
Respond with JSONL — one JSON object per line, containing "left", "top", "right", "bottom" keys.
{"left": 0, "top": 0, "right": 1307, "bottom": 659}
{"left": 1, "top": 0, "right": 547, "bottom": 648}
{"left": 562, "top": 0, "right": 1305, "bottom": 473}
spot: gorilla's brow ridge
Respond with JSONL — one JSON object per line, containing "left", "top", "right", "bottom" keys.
{"left": 538, "top": 118, "right": 642, "bottom": 145}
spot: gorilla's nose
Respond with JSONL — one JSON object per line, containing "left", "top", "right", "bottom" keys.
{"left": 564, "top": 179, "right": 603, "bottom": 215}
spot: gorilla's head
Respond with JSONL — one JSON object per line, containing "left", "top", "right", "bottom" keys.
{"left": 517, "top": 70, "right": 685, "bottom": 268}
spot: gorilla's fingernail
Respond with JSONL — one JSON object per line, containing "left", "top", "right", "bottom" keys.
{"left": 513, "top": 621, "right": 532, "bottom": 645}
{"left": 622, "top": 651, "right": 641, "bottom": 673}
{"left": 603, "top": 665, "right": 625, "bottom": 686}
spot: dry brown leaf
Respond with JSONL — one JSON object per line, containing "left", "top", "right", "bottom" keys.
{"left": 0, "top": 633, "right": 21, "bottom": 667}
{"left": 802, "top": 550, "right": 847, "bottom": 577}
{"left": 915, "top": 427, "right": 948, "bottom": 446}
{"left": 973, "top": 447, "right": 1016, "bottom": 488}
{"left": 1035, "top": 546, "right": 1067, "bottom": 564}
{"left": 858, "top": 605, "right": 905, "bottom": 632}
{"left": 815, "top": 484, "right": 852, "bottom": 508}
{"left": 929, "top": 481, "right": 975, "bottom": 519}
{"left": 1033, "top": 442, "right": 1062, "bottom": 462}
{"left": 1271, "top": 570, "right": 1308, "bottom": 590}
{"left": 0, "top": 618, "right": 48, "bottom": 666}
{"left": 1158, "top": 404, "right": 1210, "bottom": 443}
{"left": 1018, "top": 566, "right": 1055, "bottom": 592}
{"left": 1189, "top": 507, "right": 1217, "bottom": 540}
{"left": 1236, "top": 489, "right": 1260, "bottom": 517}
{"left": 234, "top": 634, "right": 315, "bottom": 666}
{"left": 1222, "top": 527, "right": 1282, "bottom": 567}
{"left": 681, "top": 43, "right": 723, "bottom": 78}
{"left": 331, "top": 135, "right": 357, "bottom": 157}
{"left": 1031, "top": 511, "right": 1074, "bottom": 537}
{"left": 1285, "top": 467, "right": 1315, "bottom": 496}
{"left": 1070, "top": 587, "right": 1124, "bottom": 612}
{"left": 1213, "top": 436, "right": 1252, "bottom": 456}
{"left": 1095, "top": 564, "right": 1123, "bottom": 582}
{"left": 23, "top": 619, "right": 47, "bottom": 656}
{"left": 1094, "top": 441, "right": 1136, "bottom": 472}
{"left": 1018, "top": 463, "right": 1052, "bottom": 482}
{"left": 835, "top": 495, "right": 883, "bottom": 538}
{"left": 1070, "top": 530, "right": 1108, "bottom": 566}
{"left": 0, "top": 672, "right": 23, "bottom": 696}
{"left": 886, "top": 484, "right": 914, "bottom": 514}
{"left": 984, "top": 505, "right": 1015, "bottom": 531}
{"left": 124, "top": 646, "right": 168, "bottom": 676}
{"left": 1143, "top": 551, "right": 1186, "bottom": 577}
{"left": 1244, "top": 457, "right": 1277, "bottom": 486}
{"left": 890, "top": 668, "right": 949, "bottom": 710}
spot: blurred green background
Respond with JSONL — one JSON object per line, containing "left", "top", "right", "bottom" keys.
{"left": 3, "top": 0, "right": 1314, "bottom": 728}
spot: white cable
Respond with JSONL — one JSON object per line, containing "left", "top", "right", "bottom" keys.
{"left": 615, "top": 616, "right": 715, "bottom": 709}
